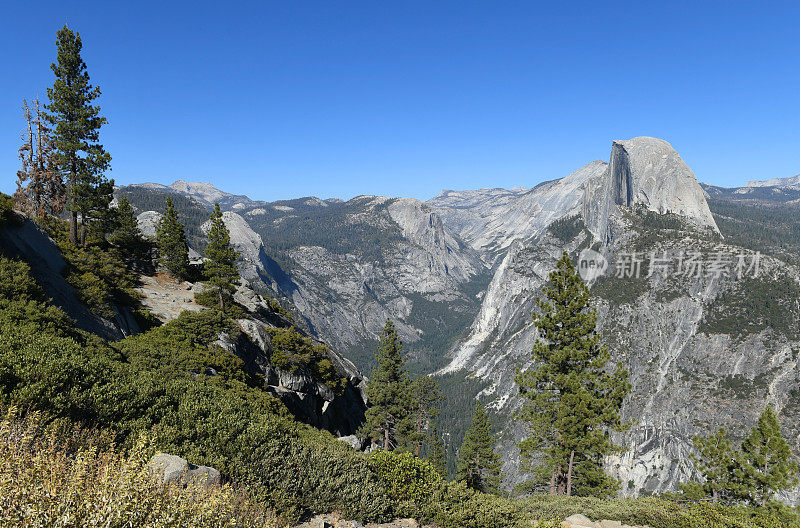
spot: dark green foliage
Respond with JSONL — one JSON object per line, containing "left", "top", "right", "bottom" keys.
{"left": 709, "top": 199, "right": 800, "bottom": 266}
{"left": 425, "top": 423, "right": 448, "bottom": 478}
{"left": 520, "top": 494, "right": 800, "bottom": 528}
{"left": 699, "top": 277, "right": 800, "bottom": 339}
{"left": 0, "top": 193, "right": 17, "bottom": 227}
{"left": 156, "top": 197, "right": 190, "bottom": 279}
{"left": 738, "top": 406, "right": 799, "bottom": 506}
{"left": 435, "top": 371, "right": 488, "bottom": 476}
{"left": 117, "top": 186, "right": 210, "bottom": 251}
{"left": 265, "top": 326, "right": 345, "bottom": 393}
{"left": 247, "top": 196, "right": 404, "bottom": 263}
{"left": 360, "top": 320, "right": 415, "bottom": 450}
{"left": 46, "top": 25, "right": 112, "bottom": 246}
{"left": 203, "top": 203, "right": 239, "bottom": 310}
{"left": 409, "top": 375, "right": 442, "bottom": 456}
{"left": 40, "top": 216, "right": 141, "bottom": 319}
{"left": 369, "top": 450, "right": 444, "bottom": 503}
{"left": 516, "top": 252, "right": 630, "bottom": 498}
{"left": 108, "top": 196, "right": 145, "bottom": 250}
{"left": 420, "top": 482, "right": 531, "bottom": 528}
{"left": 456, "top": 401, "right": 502, "bottom": 493}
{"left": 547, "top": 214, "right": 586, "bottom": 243}
{"left": 683, "top": 428, "right": 739, "bottom": 503}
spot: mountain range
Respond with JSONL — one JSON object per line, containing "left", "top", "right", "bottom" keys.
{"left": 116, "top": 137, "right": 800, "bottom": 498}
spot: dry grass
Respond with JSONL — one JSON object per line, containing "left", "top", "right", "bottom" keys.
{"left": 0, "top": 408, "right": 279, "bottom": 528}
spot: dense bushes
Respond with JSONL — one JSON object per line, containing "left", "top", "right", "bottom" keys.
{"left": 369, "top": 450, "right": 444, "bottom": 503}
{"left": 39, "top": 216, "right": 142, "bottom": 318}
{"left": 266, "top": 326, "right": 345, "bottom": 392}
{"left": 0, "top": 256, "right": 389, "bottom": 523}
{"left": 0, "top": 409, "right": 278, "bottom": 527}
{"left": 519, "top": 495, "right": 800, "bottom": 528}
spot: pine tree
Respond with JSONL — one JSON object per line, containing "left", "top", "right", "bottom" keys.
{"left": 156, "top": 197, "right": 189, "bottom": 279}
{"left": 515, "top": 252, "right": 630, "bottom": 498}
{"left": 737, "top": 406, "right": 798, "bottom": 506}
{"left": 456, "top": 401, "right": 502, "bottom": 493}
{"left": 687, "top": 428, "right": 739, "bottom": 503}
{"left": 410, "top": 375, "right": 443, "bottom": 456}
{"left": 203, "top": 203, "right": 240, "bottom": 310}
{"left": 426, "top": 423, "right": 448, "bottom": 478}
{"left": 360, "top": 320, "right": 414, "bottom": 451}
{"left": 109, "top": 196, "right": 145, "bottom": 254}
{"left": 46, "top": 25, "right": 112, "bottom": 245}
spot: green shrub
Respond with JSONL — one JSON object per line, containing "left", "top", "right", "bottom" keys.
{"left": 368, "top": 450, "right": 444, "bottom": 503}
{"left": 38, "top": 216, "right": 144, "bottom": 319}
{"left": 423, "top": 481, "right": 531, "bottom": 528}
{"left": 0, "top": 260, "right": 390, "bottom": 524}
{"left": 266, "top": 327, "right": 345, "bottom": 393}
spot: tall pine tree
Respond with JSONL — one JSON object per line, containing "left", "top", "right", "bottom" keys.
{"left": 46, "top": 25, "right": 112, "bottom": 246}
{"left": 203, "top": 203, "right": 240, "bottom": 310}
{"left": 515, "top": 252, "right": 630, "bottom": 498}
{"left": 410, "top": 375, "right": 443, "bottom": 456}
{"left": 737, "top": 406, "right": 798, "bottom": 506}
{"left": 426, "top": 423, "right": 448, "bottom": 478}
{"left": 456, "top": 401, "right": 502, "bottom": 493}
{"left": 685, "top": 428, "right": 739, "bottom": 504}
{"left": 360, "top": 319, "right": 414, "bottom": 451}
{"left": 156, "top": 197, "right": 189, "bottom": 279}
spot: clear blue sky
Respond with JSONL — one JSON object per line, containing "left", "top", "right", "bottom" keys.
{"left": 2, "top": 1, "right": 799, "bottom": 201}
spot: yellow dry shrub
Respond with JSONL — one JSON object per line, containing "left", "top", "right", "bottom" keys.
{"left": 0, "top": 408, "right": 278, "bottom": 528}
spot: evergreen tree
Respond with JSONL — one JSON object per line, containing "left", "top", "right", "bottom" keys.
{"left": 515, "top": 252, "right": 630, "bottom": 498}
{"left": 456, "top": 401, "right": 502, "bottom": 493}
{"left": 360, "top": 320, "right": 414, "bottom": 451}
{"left": 203, "top": 203, "right": 240, "bottom": 310}
{"left": 46, "top": 25, "right": 112, "bottom": 246}
{"left": 737, "top": 406, "right": 798, "bottom": 506}
{"left": 108, "top": 196, "right": 146, "bottom": 258}
{"left": 686, "top": 428, "right": 739, "bottom": 504}
{"left": 426, "top": 423, "right": 448, "bottom": 478}
{"left": 410, "top": 375, "right": 443, "bottom": 456}
{"left": 156, "top": 197, "right": 189, "bottom": 279}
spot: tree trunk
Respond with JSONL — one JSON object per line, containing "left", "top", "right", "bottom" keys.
{"left": 384, "top": 426, "right": 390, "bottom": 451}
{"left": 218, "top": 288, "right": 224, "bottom": 310}
{"left": 566, "top": 450, "right": 575, "bottom": 496}
{"left": 69, "top": 211, "right": 78, "bottom": 246}
{"left": 79, "top": 214, "right": 87, "bottom": 247}
{"left": 548, "top": 468, "right": 557, "bottom": 495}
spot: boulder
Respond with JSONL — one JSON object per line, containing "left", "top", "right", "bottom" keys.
{"left": 562, "top": 514, "right": 595, "bottom": 528}
{"left": 149, "top": 453, "right": 222, "bottom": 488}
{"left": 336, "top": 435, "right": 363, "bottom": 450}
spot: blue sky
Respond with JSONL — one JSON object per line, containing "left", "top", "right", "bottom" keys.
{"left": 2, "top": 1, "right": 799, "bottom": 201}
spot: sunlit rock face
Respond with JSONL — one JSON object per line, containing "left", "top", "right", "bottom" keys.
{"left": 583, "top": 137, "right": 720, "bottom": 241}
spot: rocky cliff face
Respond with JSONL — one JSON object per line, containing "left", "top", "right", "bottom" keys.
{"left": 429, "top": 161, "right": 606, "bottom": 263}
{"left": 436, "top": 138, "right": 800, "bottom": 499}
{"left": 582, "top": 137, "right": 719, "bottom": 240}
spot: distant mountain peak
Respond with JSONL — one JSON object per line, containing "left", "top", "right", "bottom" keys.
{"left": 745, "top": 174, "right": 800, "bottom": 189}
{"left": 130, "top": 180, "right": 254, "bottom": 208}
